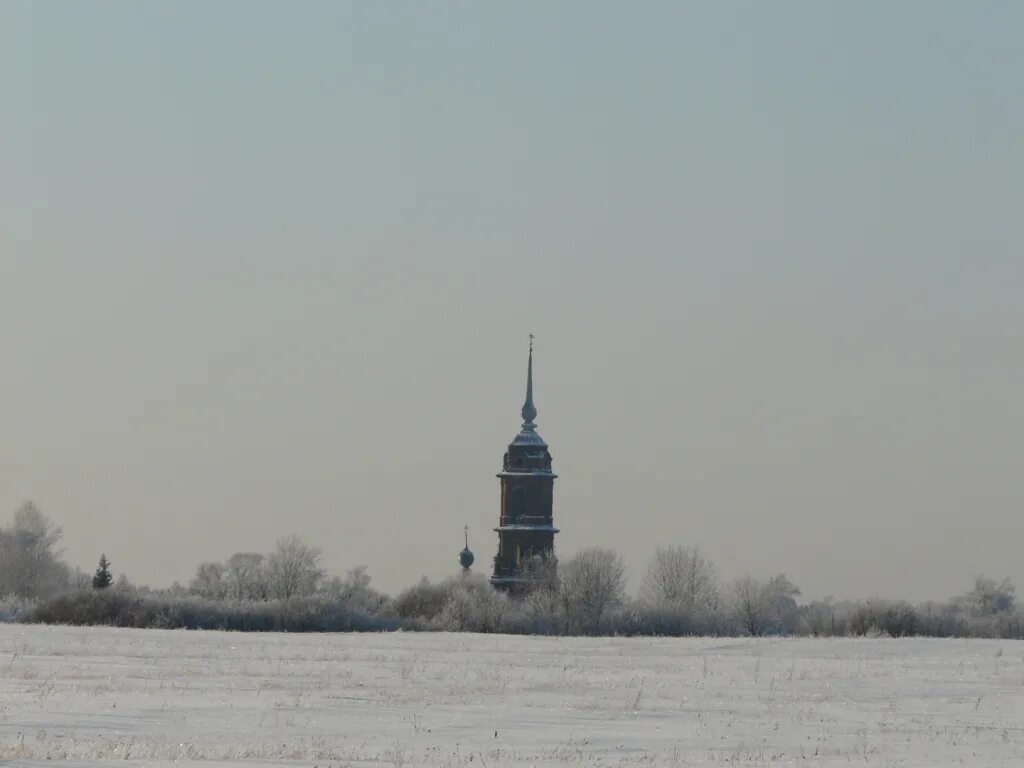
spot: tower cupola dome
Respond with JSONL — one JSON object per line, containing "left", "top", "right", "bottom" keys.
{"left": 459, "top": 525, "right": 475, "bottom": 570}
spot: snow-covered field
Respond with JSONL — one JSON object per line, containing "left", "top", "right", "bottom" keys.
{"left": 1, "top": 624, "right": 1022, "bottom": 767}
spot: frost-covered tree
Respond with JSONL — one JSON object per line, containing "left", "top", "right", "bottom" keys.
{"left": 764, "top": 573, "right": 801, "bottom": 634}
{"left": 266, "top": 535, "right": 324, "bottom": 600}
{"left": 641, "top": 546, "right": 718, "bottom": 613}
{"left": 963, "top": 575, "right": 1015, "bottom": 616}
{"left": 518, "top": 554, "right": 561, "bottom": 632}
{"left": 434, "top": 573, "right": 510, "bottom": 633}
{"left": 729, "top": 575, "right": 771, "bottom": 636}
{"left": 803, "top": 597, "right": 839, "bottom": 636}
{"left": 0, "top": 502, "right": 70, "bottom": 599}
{"left": 190, "top": 561, "right": 227, "bottom": 599}
{"left": 224, "top": 552, "right": 267, "bottom": 600}
{"left": 92, "top": 554, "right": 113, "bottom": 590}
{"left": 728, "top": 574, "right": 802, "bottom": 635}
{"left": 71, "top": 567, "right": 91, "bottom": 591}
{"left": 520, "top": 553, "right": 559, "bottom": 593}
{"left": 395, "top": 576, "right": 451, "bottom": 620}
{"left": 559, "top": 547, "right": 626, "bottom": 634}
{"left": 324, "top": 565, "right": 388, "bottom": 615}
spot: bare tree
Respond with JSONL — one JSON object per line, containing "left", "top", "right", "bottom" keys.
{"left": 0, "top": 502, "right": 70, "bottom": 599}
{"left": 962, "top": 575, "right": 1015, "bottom": 616}
{"left": 521, "top": 553, "right": 559, "bottom": 593}
{"left": 519, "top": 554, "right": 561, "bottom": 632}
{"left": 324, "top": 565, "right": 387, "bottom": 614}
{"left": 559, "top": 547, "right": 626, "bottom": 634}
{"left": 641, "top": 546, "right": 718, "bottom": 613}
{"left": 190, "top": 561, "right": 227, "bottom": 599}
{"left": 71, "top": 567, "right": 91, "bottom": 591}
{"left": 727, "top": 573, "right": 801, "bottom": 635}
{"left": 729, "top": 575, "right": 772, "bottom": 636}
{"left": 764, "top": 573, "right": 801, "bottom": 633}
{"left": 804, "top": 596, "right": 837, "bottom": 636}
{"left": 266, "top": 535, "right": 324, "bottom": 600}
{"left": 224, "top": 552, "right": 267, "bottom": 600}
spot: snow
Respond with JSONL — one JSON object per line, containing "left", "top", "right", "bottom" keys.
{"left": 1, "top": 624, "right": 1022, "bottom": 766}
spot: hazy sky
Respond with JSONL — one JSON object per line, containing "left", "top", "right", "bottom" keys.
{"left": 2, "top": 3, "right": 1022, "bottom": 600}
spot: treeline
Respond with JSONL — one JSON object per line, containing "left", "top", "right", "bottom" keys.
{"left": 2, "top": 502, "right": 1022, "bottom": 638}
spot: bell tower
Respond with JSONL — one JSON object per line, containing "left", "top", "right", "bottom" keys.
{"left": 491, "top": 336, "right": 559, "bottom": 590}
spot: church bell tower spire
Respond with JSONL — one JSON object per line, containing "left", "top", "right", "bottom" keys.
{"left": 521, "top": 334, "right": 537, "bottom": 430}
{"left": 492, "top": 335, "right": 559, "bottom": 591}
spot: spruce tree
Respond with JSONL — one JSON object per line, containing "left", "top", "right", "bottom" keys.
{"left": 92, "top": 554, "right": 113, "bottom": 590}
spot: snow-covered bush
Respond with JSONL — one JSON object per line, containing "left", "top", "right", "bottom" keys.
{"left": 324, "top": 565, "right": 392, "bottom": 617}
{"left": 433, "top": 574, "right": 514, "bottom": 633}
{"left": 0, "top": 595, "right": 35, "bottom": 623}
{"left": 30, "top": 589, "right": 401, "bottom": 632}
{"left": 394, "top": 577, "right": 454, "bottom": 623}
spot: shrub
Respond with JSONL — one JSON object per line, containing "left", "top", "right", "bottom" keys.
{"left": 433, "top": 574, "right": 515, "bottom": 633}
{"left": 394, "top": 577, "right": 453, "bottom": 622}
{"left": 0, "top": 595, "right": 35, "bottom": 623}
{"left": 30, "top": 589, "right": 401, "bottom": 632}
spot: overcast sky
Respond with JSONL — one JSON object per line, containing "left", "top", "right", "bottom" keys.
{"left": 2, "top": 3, "right": 1021, "bottom": 600}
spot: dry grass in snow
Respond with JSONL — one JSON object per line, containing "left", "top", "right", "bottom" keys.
{"left": 1, "top": 624, "right": 1023, "bottom": 766}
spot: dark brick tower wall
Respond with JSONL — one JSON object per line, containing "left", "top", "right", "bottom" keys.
{"left": 491, "top": 340, "right": 558, "bottom": 590}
